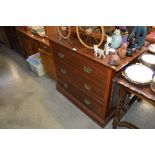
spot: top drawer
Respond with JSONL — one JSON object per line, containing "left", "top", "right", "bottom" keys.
{"left": 52, "top": 43, "right": 76, "bottom": 65}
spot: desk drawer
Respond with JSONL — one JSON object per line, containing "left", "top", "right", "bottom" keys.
{"left": 58, "top": 79, "right": 104, "bottom": 117}
{"left": 40, "top": 42, "right": 52, "bottom": 53}
{"left": 39, "top": 48, "right": 57, "bottom": 79}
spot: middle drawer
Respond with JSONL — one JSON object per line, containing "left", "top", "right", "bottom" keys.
{"left": 74, "top": 69, "right": 106, "bottom": 103}
{"left": 56, "top": 62, "right": 75, "bottom": 83}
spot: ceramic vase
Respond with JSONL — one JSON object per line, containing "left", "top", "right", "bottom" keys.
{"left": 111, "top": 29, "right": 122, "bottom": 49}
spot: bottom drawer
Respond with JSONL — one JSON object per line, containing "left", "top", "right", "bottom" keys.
{"left": 58, "top": 79, "right": 105, "bottom": 117}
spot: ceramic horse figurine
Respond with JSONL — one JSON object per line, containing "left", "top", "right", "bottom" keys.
{"left": 94, "top": 45, "right": 105, "bottom": 58}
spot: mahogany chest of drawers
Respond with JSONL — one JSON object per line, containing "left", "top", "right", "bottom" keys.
{"left": 50, "top": 41, "right": 115, "bottom": 127}
{"left": 49, "top": 36, "right": 147, "bottom": 127}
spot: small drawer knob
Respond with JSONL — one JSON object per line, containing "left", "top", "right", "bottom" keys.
{"left": 61, "top": 68, "right": 67, "bottom": 74}
{"left": 38, "top": 48, "right": 42, "bottom": 52}
{"left": 58, "top": 52, "right": 64, "bottom": 58}
{"left": 44, "top": 46, "right": 47, "bottom": 49}
{"left": 84, "top": 83, "right": 91, "bottom": 91}
{"left": 84, "top": 99, "right": 91, "bottom": 105}
{"left": 83, "top": 66, "right": 92, "bottom": 74}
{"left": 63, "top": 83, "right": 68, "bottom": 88}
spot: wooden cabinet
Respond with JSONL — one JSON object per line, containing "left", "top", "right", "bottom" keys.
{"left": 39, "top": 43, "right": 57, "bottom": 80}
{"left": 51, "top": 42, "right": 114, "bottom": 127}
{"left": 17, "top": 28, "right": 57, "bottom": 80}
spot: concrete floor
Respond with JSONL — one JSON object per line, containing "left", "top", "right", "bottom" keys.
{"left": 0, "top": 44, "right": 155, "bottom": 129}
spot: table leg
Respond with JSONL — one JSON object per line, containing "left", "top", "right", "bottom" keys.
{"left": 112, "top": 82, "right": 139, "bottom": 129}
{"left": 112, "top": 92, "right": 130, "bottom": 129}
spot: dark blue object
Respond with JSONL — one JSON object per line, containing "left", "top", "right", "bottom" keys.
{"left": 127, "top": 33, "right": 135, "bottom": 49}
{"left": 126, "top": 49, "right": 135, "bottom": 56}
{"left": 131, "top": 26, "right": 147, "bottom": 49}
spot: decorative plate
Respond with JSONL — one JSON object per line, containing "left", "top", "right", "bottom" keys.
{"left": 140, "top": 54, "right": 155, "bottom": 68}
{"left": 150, "top": 73, "right": 155, "bottom": 93}
{"left": 148, "top": 44, "right": 155, "bottom": 54}
{"left": 150, "top": 82, "right": 155, "bottom": 93}
{"left": 123, "top": 63, "right": 154, "bottom": 85}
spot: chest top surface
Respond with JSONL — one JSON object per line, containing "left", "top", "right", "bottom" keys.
{"left": 48, "top": 34, "right": 148, "bottom": 72}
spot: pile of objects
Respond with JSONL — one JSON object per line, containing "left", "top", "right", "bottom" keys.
{"left": 31, "top": 26, "right": 46, "bottom": 37}
{"left": 94, "top": 26, "right": 149, "bottom": 66}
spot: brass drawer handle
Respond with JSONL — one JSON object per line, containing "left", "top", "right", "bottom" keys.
{"left": 38, "top": 48, "right": 46, "bottom": 52}
{"left": 84, "top": 83, "right": 91, "bottom": 91}
{"left": 83, "top": 66, "right": 92, "bottom": 74}
{"left": 58, "top": 52, "right": 64, "bottom": 58}
{"left": 63, "top": 83, "right": 68, "bottom": 88}
{"left": 84, "top": 99, "right": 91, "bottom": 105}
{"left": 38, "top": 48, "right": 51, "bottom": 55}
{"left": 43, "top": 46, "right": 48, "bottom": 49}
{"left": 61, "top": 68, "right": 67, "bottom": 74}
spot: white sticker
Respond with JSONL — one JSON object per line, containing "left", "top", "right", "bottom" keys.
{"left": 72, "top": 48, "right": 77, "bottom": 51}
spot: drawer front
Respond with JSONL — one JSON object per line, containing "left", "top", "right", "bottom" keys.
{"left": 74, "top": 70, "right": 105, "bottom": 103}
{"left": 40, "top": 42, "right": 52, "bottom": 53}
{"left": 53, "top": 44, "right": 76, "bottom": 65}
{"left": 75, "top": 54, "right": 109, "bottom": 84}
{"left": 20, "top": 35, "right": 33, "bottom": 56}
{"left": 39, "top": 48, "right": 57, "bottom": 79}
{"left": 58, "top": 79, "right": 104, "bottom": 117}
{"left": 56, "top": 62, "right": 74, "bottom": 83}
{"left": 32, "top": 39, "right": 40, "bottom": 53}
{"left": 39, "top": 47, "right": 53, "bottom": 58}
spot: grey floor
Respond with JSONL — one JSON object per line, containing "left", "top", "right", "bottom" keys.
{"left": 0, "top": 44, "right": 155, "bottom": 129}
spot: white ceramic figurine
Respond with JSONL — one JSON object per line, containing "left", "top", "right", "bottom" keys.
{"left": 104, "top": 36, "right": 112, "bottom": 55}
{"left": 94, "top": 45, "right": 105, "bottom": 58}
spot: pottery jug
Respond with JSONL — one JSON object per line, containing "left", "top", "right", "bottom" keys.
{"left": 111, "top": 29, "right": 122, "bottom": 49}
